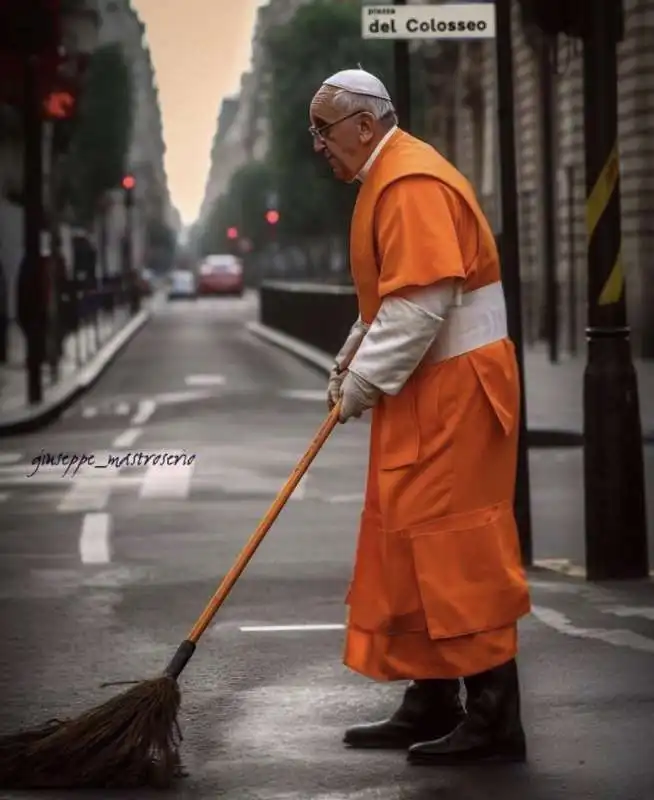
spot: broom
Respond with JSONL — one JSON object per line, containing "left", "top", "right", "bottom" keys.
{"left": 0, "top": 403, "right": 341, "bottom": 790}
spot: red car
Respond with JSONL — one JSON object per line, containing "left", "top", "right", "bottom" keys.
{"left": 197, "top": 255, "right": 244, "bottom": 297}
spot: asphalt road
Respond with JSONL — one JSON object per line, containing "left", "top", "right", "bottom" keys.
{"left": 0, "top": 293, "right": 653, "bottom": 800}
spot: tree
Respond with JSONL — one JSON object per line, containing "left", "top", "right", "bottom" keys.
{"left": 146, "top": 217, "right": 177, "bottom": 273}
{"left": 61, "top": 43, "right": 134, "bottom": 225}
{"left": 199, "top": 160, "right": 276, "bottom": 255}
{"left": 262, "top": 0, "right": 428, "bottom": 246}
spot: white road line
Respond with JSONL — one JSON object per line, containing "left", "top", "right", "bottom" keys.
{"left": 115, "top": 402, "right": 130, "bottom": 415}
{"left": 79, "top": 512, "right": 112, "bottom": 564}
{"left": 278, "top": 389, "right": 326, "bottom": 402}
{"left": 531, "top": 605, "right": 654, "bottom": 654}
{"left": 290, "top": 474, "right": 308, "bottom": 501}
{"left": 132, "top": 399, "right": 157, "bottom": 425}
{"left": 0, "top": 453, "right": 22, "bottom": 465}
{"left": 139, "top": 459, "right": 195, "bottom": 499}
{"left": 601, "top": 605, "right": 654, "bottom": 622}
{"left": 112, "top": 427, "right": 143, "bottom": 449}
{"left": 239, "top": 624, "right": 345, "bottom": 632}
{"left": 184, "top": 374, "right": 225, "bottom": 387}
{"left": 82, "top": 407, "right": 98, "bottom": 419}
{"left": 57, "top": 471, "right": 114, "bottom": 512}
{"left": 328, "top": 493, "right": 364, "bottom": 504}
{"left": 155, "top": 389, "right": 212, "bottom": 404}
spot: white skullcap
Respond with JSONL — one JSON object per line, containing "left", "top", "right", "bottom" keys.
{"left": 322, "top": 68, "right": 392, "bottom": 102}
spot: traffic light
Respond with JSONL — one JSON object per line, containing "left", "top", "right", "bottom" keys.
{"left": 265, "top": 209, "right": 279, "bottom": 225}
{"left": 122, "top": 174, "right": 135, "bottom": 208}
{"left": 43, "top": 89, "right": 75, "bottom": 119}
{"left": 227, "top": 226, "right": 238, "bottom": 240}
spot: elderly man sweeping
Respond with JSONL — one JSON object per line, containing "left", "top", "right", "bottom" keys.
{"left": 309, "top": 68, "right": 531, "bottom": 766}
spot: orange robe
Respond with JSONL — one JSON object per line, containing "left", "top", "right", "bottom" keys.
{"left": 343, "top": 129, "right": 531, "bottom": 681}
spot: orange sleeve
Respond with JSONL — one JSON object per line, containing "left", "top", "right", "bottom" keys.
{"left": 375, "top": 175, "right": 467, "bottom": 297}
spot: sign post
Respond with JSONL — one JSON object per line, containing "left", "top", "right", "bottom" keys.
{"left": 362, "top": 1, "right": 533, "bottom": 566}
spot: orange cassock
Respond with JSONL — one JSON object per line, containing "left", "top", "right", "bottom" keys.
{"left": 342, "top": 129, "right": 531, "bottom": 681}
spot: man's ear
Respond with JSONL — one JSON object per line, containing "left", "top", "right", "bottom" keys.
{"left": 357, "top": 113, "right": 376, "bottom": 143}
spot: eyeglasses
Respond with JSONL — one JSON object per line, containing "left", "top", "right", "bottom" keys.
{"left": 308, "top": 110, "right": 363, "bottom": 140}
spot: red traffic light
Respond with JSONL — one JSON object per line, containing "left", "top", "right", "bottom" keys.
{"left": 122, "top": 175, "right": 135, "bottom": 189}
{"left": 265, "top": 209, "right": 279, "bottom": 225}
{"left": 227, "top": 226, "right": 238, "bottom": 240}
{"left": 43, "top": 90, "right": 75, "bottom": 119}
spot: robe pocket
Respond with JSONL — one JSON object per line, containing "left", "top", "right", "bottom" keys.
{"left": 468, "top": 342, "right": 520, "bottom": 436}
{"left": 407, "top": 501, "right": 531, "bottom": 640}
{"left": 377, "top": 381, "right": 421, "bottom": 470}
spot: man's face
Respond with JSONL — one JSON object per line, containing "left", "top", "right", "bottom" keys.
{"left": 308, "top": 86, "right": 376, "bottom": 182}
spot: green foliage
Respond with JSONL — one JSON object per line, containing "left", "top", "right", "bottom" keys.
{"left": 261, "top": 0, "right": 427, "bottom": 244}
{"left": 63, "top": 43, "right": 134, "bottom": 224}
{"left": 146, "top": 217, "right": 177, "bottom": 272}
{"left": 199, "top": 160, "right": 276, "bottom": 255}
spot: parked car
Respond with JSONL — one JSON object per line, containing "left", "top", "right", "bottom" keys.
{"left": 167, "top": 268, "right": 197, "bottom": 300}
{"left": 197, "top": 254, "right": 244, "bottom": 297}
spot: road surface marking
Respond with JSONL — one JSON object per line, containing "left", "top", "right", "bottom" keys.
{"left": 290, "top": 474, "right": 308, "bottom": 501}
{"left": 601, "top": 605, "right": 654, "bottom": 622}
{"left": 132, "top": 399, "right": 157, "bottom": 425}
{"left": 0, "top": 453, "right": 22, "bottom": 465}
{"left": 79, "top": 512, "right": 112, "bottom": 564}
{"left": 531, "top": 605, "right": 654, "bottom": 654}
{"left": 154, "top": 389, "right": 212, "bottom": 404}
{"left": 82, "top": 407, "right": 98, "bottom": 418}
{"left": 239, "top": 624, "right": 345, "bottom": 632}
{"left": 112, "top": 427, "right": 142, "bottom": 448}
{"left": 328, "top": 493, "right": 364, "bottom": 504}
{"left": 115, "top": 402, "right": 130, "bottom": 415}
{"left": 57, "top": 470, "right": 114, "bottom": 512}
{"left": 184, "top": 374, "right": 225, "bottom": 387}
{"left": 139, "top": 458, "right": 195, "bottom": 499}
{"left": 278, "top": 389, "right": 326, "bottom": 402}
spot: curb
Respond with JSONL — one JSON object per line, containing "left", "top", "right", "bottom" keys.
{"left": 247, "top": 321, "right": 653, "bottom": 449}
{"left": 0, "top": 307, "right": 152, "bottom": 437}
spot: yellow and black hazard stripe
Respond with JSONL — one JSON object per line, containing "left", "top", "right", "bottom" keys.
{"left": 585, "top": 141, "right": 624, "bottom": 306}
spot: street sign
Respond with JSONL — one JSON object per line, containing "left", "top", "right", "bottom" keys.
{"left": 361, "top": 3, "right": 496, "bottom": 39}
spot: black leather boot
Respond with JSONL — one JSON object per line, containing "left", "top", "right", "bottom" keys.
{"left": 407, "top": 658, "right": 527, "bottom": 765}
{"left": 344, "top": 679, "right": 465, "bottom": 749}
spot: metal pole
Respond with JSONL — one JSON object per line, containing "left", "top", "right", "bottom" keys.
{"left": 494, "top": 0, "right": 533, "bottom": 566}
{"left": 23, "top": 53, "right": 45, "bottom": 405}
{"left": 393, "top": 0, "right": 411, "bottom": 130}
{"left": 581, "top": 0, "right": 648, "bottom": 580}
{"left": 538, "top": 36, "right": 559, "bottom": 363}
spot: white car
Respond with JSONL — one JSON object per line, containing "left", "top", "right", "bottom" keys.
{"left": 167, "top": 269, "right": 197, "bottom": 300}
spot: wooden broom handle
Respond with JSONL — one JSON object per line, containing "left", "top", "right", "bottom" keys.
{"left": 186, "top": 402, "right": 341, "bottom": 644}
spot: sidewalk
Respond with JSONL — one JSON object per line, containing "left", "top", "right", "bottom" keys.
{"left": 0, "top": 303, "right": 154, "bottom": 435}
{"left": 523, "top": 344, "right": 654, "bottom": 438}
{"left": 247, "top": 321, "right": 654, "bottom": 443}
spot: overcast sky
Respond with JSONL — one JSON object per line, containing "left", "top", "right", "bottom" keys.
{"left": 132, "top": 0, "right": 267, "bottom": 225}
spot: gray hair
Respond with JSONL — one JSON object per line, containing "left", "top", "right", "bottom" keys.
{"left": 331, "top": 89, "right": 397, "bottom": 124}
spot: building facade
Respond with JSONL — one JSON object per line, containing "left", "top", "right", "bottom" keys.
{"left": 95, "top": 0, "right": 178, "bottom": 276}
{"left": 197, "top": 0, "right": 310, "bottom": 232}
{"left": 416, "top": 0, "right": 654, "bottom": 358}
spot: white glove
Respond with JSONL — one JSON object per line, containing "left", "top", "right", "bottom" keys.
{"left": 338, "top": 370, "right": 381, "bottom": 423}
{"left": 327, "top": 316, "right": 369, "bottom": 410}
{"left": 347, "top": 279, "right": 459, "bottom": 396}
